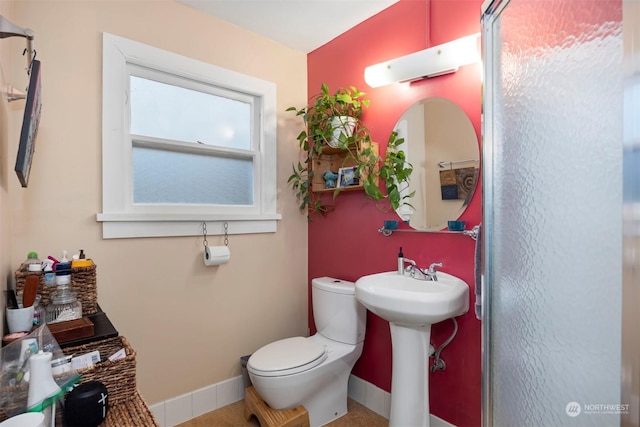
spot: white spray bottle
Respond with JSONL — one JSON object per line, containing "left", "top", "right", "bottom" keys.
{"left": 43, "top": 259, "right": 55, "bottom": 287}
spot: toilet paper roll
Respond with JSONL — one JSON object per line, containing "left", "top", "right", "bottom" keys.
{"left": 204, "top": 245, "right": 230, "bottom": 266}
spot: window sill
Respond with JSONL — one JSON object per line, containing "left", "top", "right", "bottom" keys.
{"left": 96, "top": 213, "right": 281, "bottom": 239}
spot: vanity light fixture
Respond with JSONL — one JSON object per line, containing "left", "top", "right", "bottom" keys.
{"left": 364, "top": 33, "right": 481, "bottom": 88}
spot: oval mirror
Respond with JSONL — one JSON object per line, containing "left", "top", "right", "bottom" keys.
{"left": 393, "top": 97, "right": 479, "bottom": 231}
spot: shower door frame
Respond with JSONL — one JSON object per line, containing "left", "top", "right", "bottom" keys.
{"left": 480, "top": 0, "right": 638, "bottom": 426}
{"left": 479, "top": 1, "right": 507, "bottom": 426}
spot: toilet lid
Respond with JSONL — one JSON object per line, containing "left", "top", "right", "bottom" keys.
{"left": 248, "top": 337, "right": 327, "bottom": 377}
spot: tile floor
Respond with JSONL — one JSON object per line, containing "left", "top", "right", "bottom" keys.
{"left": 176, "top": 398, "right": 389, "bottom": 427}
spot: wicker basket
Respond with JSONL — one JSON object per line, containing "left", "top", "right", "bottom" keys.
{"left": 0, "top": 382, "right": 29, "bottom": 421}
{"left": 103, "top": 391, "right": 161, "bottom": 426}
{"left": 14, "top": 263, "right": 98, "bottom": 315}
{"left": 1, "top": 392, "right": 159, "bottom": 426}
{"left": 63, "top": 336, "right": 137, "bottom": 405}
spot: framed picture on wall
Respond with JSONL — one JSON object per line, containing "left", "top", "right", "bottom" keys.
{"left": 15, "top": 59, "right": 42, "bottom": 188}
{"left": 337, "top": 166, "right": 359, "bottom": 188}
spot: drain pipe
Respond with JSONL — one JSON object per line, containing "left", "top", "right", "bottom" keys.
{"left": 430, "top": 317, "right": 459, "bottom": 372}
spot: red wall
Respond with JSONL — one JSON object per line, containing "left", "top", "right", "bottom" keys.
{"left": 306, "top": 1, "right": 483, "bottom": 426}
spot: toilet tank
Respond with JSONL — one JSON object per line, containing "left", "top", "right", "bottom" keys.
{"left": 312, "top": 277, "right": 366, "bottom": 344}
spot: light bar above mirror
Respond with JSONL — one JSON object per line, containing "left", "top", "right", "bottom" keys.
{"left": 364, "top": 33, "right": 481, "bottom": 88}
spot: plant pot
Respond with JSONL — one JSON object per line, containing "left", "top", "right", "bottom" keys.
{"left": 328, "top": 116, "right": 357, "bottom": 148}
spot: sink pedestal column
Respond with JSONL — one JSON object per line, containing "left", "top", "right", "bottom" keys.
{"left": 389, "top": 323, "right": 432, "bottom": 427}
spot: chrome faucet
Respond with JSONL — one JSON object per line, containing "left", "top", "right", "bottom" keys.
{"left": 425, "top": 262, "right": 443, "bottom": 281}
{"left": 403, "top": 260, "right": 443, "bottom": 281}
{"left": 401, "top": 257, "right": 416, "bottom": 273}
{"left": 398, "top": 248, "right": 443, "bottom": 281}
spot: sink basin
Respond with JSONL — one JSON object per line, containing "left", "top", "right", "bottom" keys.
{"left": 355, "top": 270, "right": 470, "bottom": 427}
{"left": 355, "top": 271, "right": 469, "bottom": 326}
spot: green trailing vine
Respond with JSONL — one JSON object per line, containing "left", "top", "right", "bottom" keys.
{"left": 287, "top": 84, "right": 413, "bottom": 219}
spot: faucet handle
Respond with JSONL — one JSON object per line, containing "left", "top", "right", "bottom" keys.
{"left": 428, "top": 262, "right": 443, "bottom": 273}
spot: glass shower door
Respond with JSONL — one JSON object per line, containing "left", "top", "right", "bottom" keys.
{"left": 481, "top": 0, "right": 624, "bottom": 426}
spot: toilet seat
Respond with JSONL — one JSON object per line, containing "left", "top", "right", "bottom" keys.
{"left": 248, "top": 337, "right": 327, "bottom": 377}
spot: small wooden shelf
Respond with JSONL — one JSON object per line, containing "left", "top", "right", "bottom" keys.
{"left": 310, "top": 142, "right": 378, "bottom": 193}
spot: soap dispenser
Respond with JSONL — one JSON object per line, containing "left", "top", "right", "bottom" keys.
{"left": 398, "top": 247, "right": 404, "bottom": 275}
{"left": 28, "top": 350, "right": 62, "bottom": 427}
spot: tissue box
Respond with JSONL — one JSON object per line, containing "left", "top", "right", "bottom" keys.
{"left": 48, "top": 317, "right": 95, "bottom": 344}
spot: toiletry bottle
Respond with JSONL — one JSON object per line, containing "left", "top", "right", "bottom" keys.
{"left": 398, "top": 247, "right": 404, "bottom": 275}
{"left": 24, "top": 252, "right": 42, "bottom": 272}
{"left": 43, "top": 259, "right": 55, "bottom": 287}
{"left": 55, "top": 250, "right": 71, "bottom": 275}
{"left": 71, "top": 249, "right": 93, "bottom": 268}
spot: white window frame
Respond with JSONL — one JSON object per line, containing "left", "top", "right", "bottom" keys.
{"left": 97, "top": 33, "right": 280, "bottom": 239}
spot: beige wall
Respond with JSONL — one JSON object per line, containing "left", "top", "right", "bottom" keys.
{"left": 6, "top": 0, "right": 308, "bottom": 404}
{"left": 1, "top": 1, "right": 17, "bottom": 335}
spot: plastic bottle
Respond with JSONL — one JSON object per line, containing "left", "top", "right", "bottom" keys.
{"left": 24, "top": 252, "right": 42, "bottom": 272}
{"left": 43, "top": 259, "right": 55, "bottom": 287}
{"left": 56, "top": 250, "right": 71, "bottom": 275}
{"left": 398, "top": 247, "right": 404, "bottom": 275}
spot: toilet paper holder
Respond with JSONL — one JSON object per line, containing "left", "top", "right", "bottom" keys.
{"left": 202, "top": 222, "right": 231, "bottom": 266}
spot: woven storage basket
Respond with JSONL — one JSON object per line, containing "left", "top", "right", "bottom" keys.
{"left": 63, "top": 336, "right": 136, "bottom": 405}
{"left": 102, "top": 391, "right": 161, "bottom": 426}
{"left": 14, "top": 263, "right": 98, "bottom": 315}
{"left": 1, "top": 383, "right": 158, "bottom": 426}
{"left": 0, "top": 382, "right": 29, "bottom": 421}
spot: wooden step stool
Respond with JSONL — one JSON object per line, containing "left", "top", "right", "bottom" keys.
{"left": 244, "top": 386, "right": 310, "bottom": 427}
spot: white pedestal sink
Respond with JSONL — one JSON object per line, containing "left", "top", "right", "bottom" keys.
{"left": 355, "top": 271, "right": 469, "bottom": 427}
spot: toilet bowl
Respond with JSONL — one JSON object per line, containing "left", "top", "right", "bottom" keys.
{"left": 247, "top": 277, "right": 366, "bottom": 427}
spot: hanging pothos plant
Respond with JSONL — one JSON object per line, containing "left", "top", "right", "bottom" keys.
{"left": 287, "top": 83, "right": 413, "bottom": 219}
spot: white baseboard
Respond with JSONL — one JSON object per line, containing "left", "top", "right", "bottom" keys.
{"left": 149, "top": 376, "right": 245, "bottom": 427}
{"left": 150, "top": 374, "right": 456, "bottom": 427}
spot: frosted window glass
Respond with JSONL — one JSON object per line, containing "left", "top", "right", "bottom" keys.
{"left": 130, "top": 76, "right": 251, "bottom": 150}
{"left": 487, "top": 0, "right": 623, "bottom": 426}
{"left": 132, "top": 147, "right": 253, "bottom": 205}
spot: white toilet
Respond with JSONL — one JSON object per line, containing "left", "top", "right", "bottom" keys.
{"left": 247, "top": 277, "right": 366, "bottom": 427}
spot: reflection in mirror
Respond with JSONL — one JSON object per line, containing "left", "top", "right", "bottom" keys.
{"left": 394, "top": 98, "right": 479, "bottom": 231}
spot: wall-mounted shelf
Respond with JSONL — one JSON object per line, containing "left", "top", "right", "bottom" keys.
{"left": 310, "top": 142, "right": 379, "bottom": 193}
{"left": 0, "top": 16, "right": 35, "bottom": 98}
{"left": 378, "top": 224, "right": 479, "bottom": 240}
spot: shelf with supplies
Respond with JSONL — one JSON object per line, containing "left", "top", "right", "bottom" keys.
{"left": 4, "top": 255, "right": 160, "bottom": 426}
{"left": 310, "top": 142, "right": 379, "bottom": 193}
{"left": 0, "top": 308, "right": 160, "bottom": 426}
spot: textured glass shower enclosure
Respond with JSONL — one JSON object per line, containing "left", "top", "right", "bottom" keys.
{"left": 481, "top": 0, "right": 627, "bottom": 426}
